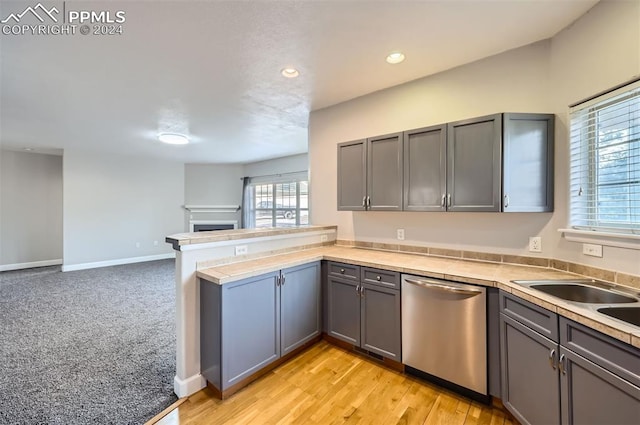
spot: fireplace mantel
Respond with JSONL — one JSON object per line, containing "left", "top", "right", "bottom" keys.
{"left": 183, "top": 205, "right": 240, "bottom": 213}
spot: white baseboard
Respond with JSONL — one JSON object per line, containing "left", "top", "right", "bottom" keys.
{"left": 61, "top": 253, "right": 175, "bottom": 272}
{"left": 174, "top": 374, "right": 206, "bottom": 398}
{"left": 0, "top": 259, "right": 63, "bottom": 272}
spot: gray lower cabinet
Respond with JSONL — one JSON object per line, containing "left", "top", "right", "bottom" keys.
{"left": 559, "top": 318, "right": 640, "bottom": 425}
{"left": 201, "top": 262, "right": 321, "bottom": 394}
{"left": 501, "top": 312, "right": 561, "bottom": 425}
{"left": 337, "top": 133, "right": 403, "bottom": 211}
{"left": 500, "top": 291, "right": 640, "bottom": 425}
{"left": 326, "top": 262, "right": 401, "bottom": 361}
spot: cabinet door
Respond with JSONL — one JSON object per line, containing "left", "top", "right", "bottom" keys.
{"left": 403, "top": 125, "right": 447, "bottom": 211}
{"left": 503, "top": 113, "right": 554, "bottom": 212}
{"left": 367, "top": 132, "right": 403, "bottom": 210}
{"left": 337, "top": 139, "right": 367, "bottom": 210}
{"left": 360, "top": 284, "right": 401, "bottom": 360}
{"left": 500, "top": 313, "right": 561, "bottom": 425}
{"left": 447, "top": 114, "right": 502, "bottom": 211}
{"left": 327, "top": 276, "right": 361, "bottom": 346}
{"left": 280, "top": 262, "right": 321, "bottom": 356}
{"left": 221, "top": 272, "right": 280, "bottom": 390}
{"left": 560, "top": 347, "right": 640, "bottom": 425}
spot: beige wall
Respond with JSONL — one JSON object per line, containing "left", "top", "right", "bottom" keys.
{"left": 0, "top": 150, "right": 63, "bottom": 268}
{"left": 309, "top": 0, "right": 640, "bottom": 275}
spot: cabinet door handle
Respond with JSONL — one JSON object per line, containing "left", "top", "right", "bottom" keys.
{"left": 281, "top": 274, "right": 285, "bottom": 286}
{"left": 355, "top": 284, "right": 360, "bottom": 296}
{"left": 446, "top": 193, "right": 451, "bottom": 208}
{"left": 504, "top": 194, "right": 510, "bottom": 208}
{"left": 376, "top": 275, "right": 381, "bottom": 281}
{"left": 559, "top": 353, "right": 566, "bottom": 375}
{"left": 367, "top": 196, "right": 371, "bottom": 209}
{"left": 549, "top": 349, "right": 556, "bottom": 370}
{"left": 340, "top": 268, "right": 345, "bottom": 274}
{"left": 441, "top": 194, "right": 446, "bottom": 208}
{"left": 360, "top": 285, "right": 365, "bottom": 298}
{"left": 362, "top": 196, "right": 367, "bottom": 208}
{"left": 276, "top": 276, "right": 280, "bottom": 287}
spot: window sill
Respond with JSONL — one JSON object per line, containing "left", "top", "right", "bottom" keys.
{"left": 558, "top": 228, "right": 640, "bottom": 250}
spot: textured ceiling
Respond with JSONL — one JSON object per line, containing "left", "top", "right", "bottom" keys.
{"left": 0, "top": 0, "right": 599, "bottom": 163}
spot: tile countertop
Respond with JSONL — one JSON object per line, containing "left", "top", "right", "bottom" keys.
{"left": 196, "top": 245, "right": 640, "bottom": 350}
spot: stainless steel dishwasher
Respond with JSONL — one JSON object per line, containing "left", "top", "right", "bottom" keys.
{"left": 401, "top": 274, "right": 487, "bottom": 396}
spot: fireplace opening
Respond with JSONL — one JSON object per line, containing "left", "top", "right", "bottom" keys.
{"left": 189, "top": 220, "right": 238, "bottom": 232}
{"left": 193, "top": 223, "right": 235, "bottom": 232}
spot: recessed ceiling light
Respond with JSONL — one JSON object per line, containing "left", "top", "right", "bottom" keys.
{"left": 158, "top": 133, "right": 189, "bottom": 145}
{"left": 386, "top": 52, "right": 405, "bottom": 64}
{"left": 281, "top": 68, "right": 300, "bottom": 78}
{"left": 23, "top": 147, "right": 34, "bottom": 151}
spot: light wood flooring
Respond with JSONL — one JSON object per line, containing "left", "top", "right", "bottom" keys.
{"left": 151, "top": 341, "right": 515, "bottom": 425}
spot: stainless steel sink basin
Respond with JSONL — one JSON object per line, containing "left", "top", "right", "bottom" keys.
{"left": 511, "top": 279, "right": 640, "bottom": 304}
{"left": 597, "top": 307, "right": 640, "bottom": 327}
{"left": 529, "top": 284, "right": 638, "bottom": 304}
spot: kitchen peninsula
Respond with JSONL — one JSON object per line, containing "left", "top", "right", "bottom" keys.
{"left": 166, "top": 225, "right": 640, "bottom": 423}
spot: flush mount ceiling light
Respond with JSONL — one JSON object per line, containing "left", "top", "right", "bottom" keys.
{"left": 281, "top": 67, "right": 300, "bottom": 78}
{"left": 386, "top": 52, "right": 406, "bottom": 64}
{"left": 158, "top": 132, "right": 189, "bottom": 145}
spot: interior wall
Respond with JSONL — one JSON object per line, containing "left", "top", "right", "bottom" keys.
{"left": 242, "top": 153, "right": 308, "bottom": 177}
{"left": 63, "top": 149, "right": 184, "bottom": 269}
{"left": 0, "top": 150, "right": 63, "bottom": 269}
{"left": 309, "top": 0, "right": 640, "bottom": 275}
{"left": 184, "top": 163, "right": 244, "bottom": 229}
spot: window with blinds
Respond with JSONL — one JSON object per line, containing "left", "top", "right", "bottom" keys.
{"left": 569, "top": 80, "right": 640, "bottom": 233}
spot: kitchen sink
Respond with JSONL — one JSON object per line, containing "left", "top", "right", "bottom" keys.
{"left": 511, "top": 279, "right": 640, "bottom": 304}
{"left": 529, "top": 284, "right": 638, "bottom": 304}
{"left": 597, "top": 307, "right": 640, "bottom": 327}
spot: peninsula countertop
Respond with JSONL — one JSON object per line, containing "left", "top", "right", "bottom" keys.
{"left": 196, "top": 245, "right": 640, "bottom": 349}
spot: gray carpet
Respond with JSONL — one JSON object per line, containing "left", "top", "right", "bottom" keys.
{"left": 0, "top": 260, "right": 178, "bottom": 425}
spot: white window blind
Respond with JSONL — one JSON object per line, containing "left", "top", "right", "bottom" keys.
{"left": 569, "top": 79, "right": 640, "bottom": 234}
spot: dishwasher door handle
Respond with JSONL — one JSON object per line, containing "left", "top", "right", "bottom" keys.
{"left": 404, "top": 278, "right": 483, "bottom": 296}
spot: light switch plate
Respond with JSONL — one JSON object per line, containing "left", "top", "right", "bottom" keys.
{"left": 397, "top": 229, "right": 405, "bottom": 240}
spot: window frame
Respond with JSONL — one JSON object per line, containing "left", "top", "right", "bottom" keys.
{"left": 561, "top": 78, "right": 640, "bottom": 250}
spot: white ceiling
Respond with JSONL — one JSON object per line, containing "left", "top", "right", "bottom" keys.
{"left": 0, "top": 0, "right": 599, "bottom": 164}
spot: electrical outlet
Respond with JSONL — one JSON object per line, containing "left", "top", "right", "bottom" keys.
{"left": 397, "top": 229, "right": 405, "bottom": 240}
{"left": 529, "top": 237, "right": 542, "bottom": 253}
{"left": 583, "top": 243, "right": 603, "bottom": 258}
{"left": 320, "top": 235, "right": 328, "bottom": 242}
{"left": 235, "top": 245, "right": 248, "bottom": 256}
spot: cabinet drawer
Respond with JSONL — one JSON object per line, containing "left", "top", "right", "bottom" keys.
{"left": 560, "top": 317, "right": 640, "bottom": 387}
{"left": 361, "top": 267, "right": 399, "bottom": 289}
{"left": 500, "top": 291, "right": 558, "bottom": 342}
{"left": 328, "top": 262, "right": 360, "bottom": 280}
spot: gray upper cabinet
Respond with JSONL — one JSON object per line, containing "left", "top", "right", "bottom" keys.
{"left": 339, "top": 113, "right": 554, "bottom": 213}
{"left": 337, "top": 133, "right": 403, "bottom": 211}
{"left": 503, "top": 113, "right": 554, "bottom": 212}
{"left": 337, "top": 139, "right": 367, "bottom": 211}
{"left": 367, "top": 133, "right": 403, "bottom": 210}
{"left": 403, "top": 124, "right": 447, "bottom": 211}
{"left": 447, "top": 114, "right": 502, "bottom": 212}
